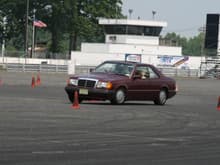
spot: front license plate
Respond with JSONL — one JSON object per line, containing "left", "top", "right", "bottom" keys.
{"left": 79, "top": 89, "right": 88, "bottom": 95}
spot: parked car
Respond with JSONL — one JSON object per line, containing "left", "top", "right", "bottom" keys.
{"left": 65, "top": 60, "right": 177, "bottom": 105}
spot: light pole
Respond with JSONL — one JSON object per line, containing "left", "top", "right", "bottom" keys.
{"left": 198, "top": 25, "right": 206, "bottom": 77}
{"left": 128, "top": 9, "right": 133, "bottom": 19}
{"left": 198, "top": 26, "right": 205, "bottom": 56}
{"left": 152, "top": 11, "right": 156, "bottom": 20}
{"left": 1, "top": 16, "right": 6, "bottom": 63}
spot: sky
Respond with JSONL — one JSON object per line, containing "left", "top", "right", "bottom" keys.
{"left": 122, "top": 0, "right": 220, "bottom": 38}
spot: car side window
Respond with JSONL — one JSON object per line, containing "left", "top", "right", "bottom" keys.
{"left": 135, "top": 66, "right": 149, "bottom": 79}
{"left": 135, "top": 66, "right": 159, "bottom": 79}
{"left": 148, "top": 67, "right": 159, "bottom": 79}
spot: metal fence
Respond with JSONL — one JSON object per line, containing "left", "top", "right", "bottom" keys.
{"left": 158, "top": 68, "right": 199, "bottom": 77}
{"left": 75, "top": 65, "right": 96, "bottom": 74}
{"left": 6, "top": 63, "right": 68, "bottom": 73}
{"left": 75, "top": 66, "right": 199, "bottom": 77}
{"left": 4, "top": 63, "right": 199, "bottom": 77}
{"left": 73, "top": 66, "right": 199, "bottom": 77}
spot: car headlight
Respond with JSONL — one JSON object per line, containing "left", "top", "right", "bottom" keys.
{"left": 97, "top": 81, "right": 113, "bottom": 89}
{"left": 69, "top": 79, "right": 78, "bottom": 86}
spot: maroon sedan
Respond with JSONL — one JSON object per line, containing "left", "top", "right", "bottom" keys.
{"left": 65, "top": 60, "right": 177, "bottom": 105}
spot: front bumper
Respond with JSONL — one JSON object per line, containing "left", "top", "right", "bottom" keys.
{"left": 65, "top": 85, "right": 115, "bottom": 101}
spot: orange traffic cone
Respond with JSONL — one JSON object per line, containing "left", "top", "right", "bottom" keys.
{"left": 36, "top": 73, "right": 41, "bottom": 86}
{"left": 217, "top": 96, "right": 220, "bottom": 111}
{"left": 72, "top": 91, "right": 80, "bottom": 109}
{"left": 31, "top": 76, "right": 35, "bottom": 88}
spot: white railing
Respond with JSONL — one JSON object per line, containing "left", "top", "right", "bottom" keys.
{"left": 73, "top": 66, "right": 199, "bottom": 77}
{"left": 2, "top": 63, "right": 199, "bottom": 77}
{"left": 6, "top": 63, "right": 68, "bottom": 73}
{"left": 158, "top": 68, "right": 199, "bottom": 77}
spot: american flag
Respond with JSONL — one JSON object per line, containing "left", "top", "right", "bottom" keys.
{"left": 33, "top": 20, "right": 47, "bottom": 28}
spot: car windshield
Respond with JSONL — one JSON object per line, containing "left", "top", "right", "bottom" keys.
{"left": 94, "top": 62, "right": 134, "bottom": 76}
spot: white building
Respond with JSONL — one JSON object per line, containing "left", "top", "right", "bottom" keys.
{"left": 69, "top": 18, "right": 201, "bottom": 74}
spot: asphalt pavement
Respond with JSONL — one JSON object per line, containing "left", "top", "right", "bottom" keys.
{"left": 0, "top": 72, "right": 220, "bottom": 165}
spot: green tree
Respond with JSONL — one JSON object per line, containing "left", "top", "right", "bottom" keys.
{"left": 33, "top": 0, "right": 67, "bottom": 56}
{"left": 64, "top": 0, "right": 123, "bottom": 57}
{"left": 0, "top": 0, "right": 124, "bottom": 57}
{"left": 184, "top": 34, "right": 202, "bottom": 56}
{"left": 162, "top": 32, "right": 205, "bottom": 56}
{"left": 0, "top": 0, "right": 27, "bottom": 50}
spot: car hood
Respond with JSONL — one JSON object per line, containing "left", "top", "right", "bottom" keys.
{"left": 71, "top": 72, "right": 129, "bottom": 82}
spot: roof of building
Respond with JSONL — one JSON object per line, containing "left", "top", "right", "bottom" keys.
{"left": 99, "top": 18, "right": 167, "bottom": 27}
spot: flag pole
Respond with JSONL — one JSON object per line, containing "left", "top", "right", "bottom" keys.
{"left": 25, "top": 0, "right": 29, "bottom": 61}
{"left": 31, "top": 9, "right": 36, "bottom": 58}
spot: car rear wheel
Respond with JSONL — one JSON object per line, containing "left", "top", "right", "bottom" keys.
{"left": 111, "top": 88, "right": 126, "bottom": 105}
{"left": 154, "top": 89, "right": 167, "bottom": 105}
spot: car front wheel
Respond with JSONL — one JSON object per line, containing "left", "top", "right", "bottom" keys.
{"left": 111, "top": 88, "right": 126, "bottom": 105}
{"left": 154, "top": 89, "right": 167, "bottom": 105}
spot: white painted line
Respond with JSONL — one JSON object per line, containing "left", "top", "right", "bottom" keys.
{"left": 32, "top": 150, "right": 65, "bottom": 154}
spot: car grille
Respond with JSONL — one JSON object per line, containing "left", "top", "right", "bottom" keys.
{"left": 78, "top": 79, "right": 96, "bottom": 88}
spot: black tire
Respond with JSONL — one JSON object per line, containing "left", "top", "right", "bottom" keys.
{"left": 111, "top": 88, "right": 126, "bottom": 105}
{"left": 154, "top": 89, "right": 167, "bottom": 105}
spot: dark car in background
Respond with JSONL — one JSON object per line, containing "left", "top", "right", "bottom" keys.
{"left": 65, "top": 60, "right": 177, "bottom": 105}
